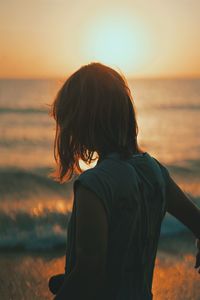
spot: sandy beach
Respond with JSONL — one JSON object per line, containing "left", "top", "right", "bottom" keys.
{"left": 0, "top": 233, "right": 199, "bottom": 300}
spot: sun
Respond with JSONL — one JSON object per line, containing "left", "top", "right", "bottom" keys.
{"left": 81, "top": 15, "right": 153, "bottom": 76}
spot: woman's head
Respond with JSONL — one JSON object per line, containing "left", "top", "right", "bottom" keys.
{"left": 49, "top": 62, "right": 141, "bottom": 183}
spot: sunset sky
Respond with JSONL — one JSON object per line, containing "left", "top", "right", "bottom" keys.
{"left": 1, "top": 0, "right": 200, "bottom": 79}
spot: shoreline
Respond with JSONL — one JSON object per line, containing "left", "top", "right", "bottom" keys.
{"left": 0, "top": 231, "right": 196, "bottom": 256}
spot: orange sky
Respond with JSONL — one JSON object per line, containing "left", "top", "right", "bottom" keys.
{"left": 0, "top": 0, "right": 200, "bottom": 79}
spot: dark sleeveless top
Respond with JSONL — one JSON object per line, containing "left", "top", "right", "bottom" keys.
{"left": 64, "top": 152, "right": 170, "bottom": 299}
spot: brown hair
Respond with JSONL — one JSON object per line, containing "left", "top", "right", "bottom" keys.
{"left": 49, "top": 62, "right": 142, "bottom": 183}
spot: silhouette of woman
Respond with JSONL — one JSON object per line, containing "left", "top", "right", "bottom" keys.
{"left": 48, "top": 62, "right": 200, "bottom": 300}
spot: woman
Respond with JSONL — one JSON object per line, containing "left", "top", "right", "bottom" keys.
{"left": 48, "top": 62, "right": 200, "bottom": 300}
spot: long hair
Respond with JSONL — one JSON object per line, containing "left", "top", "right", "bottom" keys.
{"left": 49, "top": 62, "right": 142, "bottom": 183}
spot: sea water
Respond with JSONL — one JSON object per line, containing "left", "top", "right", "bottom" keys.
{"left": 0, "top": 78, "right": 199, "bottom": 250}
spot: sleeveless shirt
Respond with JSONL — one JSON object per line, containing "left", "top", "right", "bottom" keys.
{"left": 64, "top": 151, "right": 170, "bottom": 299}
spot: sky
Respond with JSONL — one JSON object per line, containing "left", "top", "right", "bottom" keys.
{"left": 0, "top": 0, "right": 200, "bottom": 79}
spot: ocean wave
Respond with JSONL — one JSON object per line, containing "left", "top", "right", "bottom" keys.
{"left": 0, "top": 167, "right": 71, "bottom": 200}
{"left": 161, "top": 214, "right": 190, "bottom": 236}
{"left": 0, "top": 210, "right": 71, "bottom": 251}
{"left": 0, "top": 138, "right": 51, "bottom": 148}
{"left": 167, "top": 164, "right": 200, "bottom": 177}
{"left": 0, "top": 168, "right": 73, "bottom": 251}
{"left": 0, "top": 167, "right": 199, "bottom": 251}
{"left": 157, "top": 104, "right": 200, "bottom": 110}
{"left": 0, "top": 163, "right": 199, "bottom": 203}
{"left": 0, "top": 107, "right": 48, "bottom": 114}
{"left": 1, "top": 162, "right": 199, "bottom": 202}
{"left": 0, "top": 200, "right": 199, "bottom": 251}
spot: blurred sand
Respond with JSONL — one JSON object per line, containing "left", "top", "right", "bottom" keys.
{"left": 0, "top": 233, "right": 199, "bottom": 300}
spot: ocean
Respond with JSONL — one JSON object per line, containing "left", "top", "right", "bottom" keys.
{"left": 0, "top": 78, "right": 199, "bottom": 251}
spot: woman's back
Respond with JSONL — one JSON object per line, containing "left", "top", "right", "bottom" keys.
{"left": 49, "top": 63, "right": 200, "bottom": 300}
{"left": 65, "top": 151, "right": 169, "bottom": 299}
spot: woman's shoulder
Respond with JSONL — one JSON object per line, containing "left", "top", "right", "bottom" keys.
{"left": 78, "top": 151, "right": 170, "bottom": 187}
{"left": 78, "top": 159, "right": 118, "bottom": 186}
{"left": 78, "top": 152, "right": 142, "bottom": 190}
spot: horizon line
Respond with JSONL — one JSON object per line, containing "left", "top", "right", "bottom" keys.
{"left": 0, "top": 74, "right": 200, "bottom": 81}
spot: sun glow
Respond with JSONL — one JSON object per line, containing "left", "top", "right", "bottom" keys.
{"left": 81, "top": 15, "right": 154, "bottom": 76}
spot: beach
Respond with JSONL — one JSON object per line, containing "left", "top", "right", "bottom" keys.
{"left": 0, "top": 233, "right": 199, "bottom": 300}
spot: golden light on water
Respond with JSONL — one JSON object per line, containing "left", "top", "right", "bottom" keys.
{"left": 29, "top": 199, "right": 73, "bottom": 216}
{"left": 0, "top": 197, "right": 73, "bottom": 216}
{"left": 32, "top": 200, "right": 70, "bottom": 216}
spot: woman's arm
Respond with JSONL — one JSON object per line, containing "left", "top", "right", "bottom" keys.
{"left": 54, "top": 182, "right": 108, "bottom": 300}
{"left": 165, "top": 174, "right": 200, "bottom": 272}
{"left": 165, "top": 175, "right": 200, "bottom": 238}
